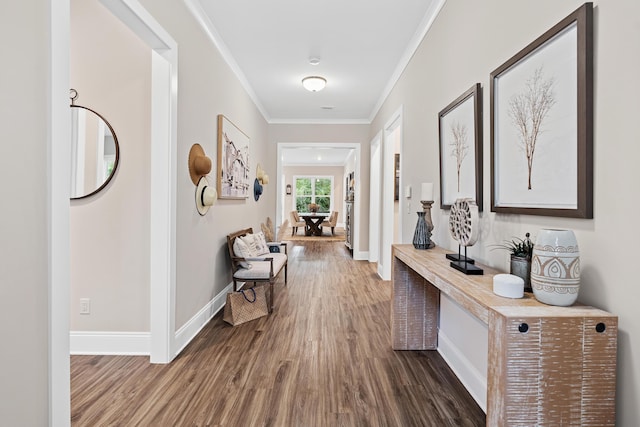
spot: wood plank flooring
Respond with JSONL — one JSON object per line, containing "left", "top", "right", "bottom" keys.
{"left": 71, "top": 241, "right": 485, "bottom": 426}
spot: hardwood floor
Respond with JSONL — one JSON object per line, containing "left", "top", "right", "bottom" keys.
{"left": 71, "top": 241, "right": 485, "bottom": 426}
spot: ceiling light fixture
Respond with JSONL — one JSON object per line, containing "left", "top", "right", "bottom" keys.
{"left": 302, "top": 76, "right": 326, "bottom": 92}
{"left": 309, "top": 57, "right": 321, "bottom": 65}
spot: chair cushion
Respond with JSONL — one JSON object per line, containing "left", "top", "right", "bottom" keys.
{"left": 233, "top": 253, "right": 287, "bottom": 280}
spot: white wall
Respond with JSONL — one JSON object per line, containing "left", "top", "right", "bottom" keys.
{"left": 0, "top": 1, "right": 66, "bottom": 424}
{"left": 370, "top": 1, "right": 640, "bottom": 424}
{"left": 139, "top": 0, "right": 270, "bottom": 330}
{"left": 70, "top": 0, "right": 151, "bottom": 332}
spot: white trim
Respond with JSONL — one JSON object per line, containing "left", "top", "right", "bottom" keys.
{"left": 100, "top": 0, "right": 179, "bottom": 364}
{"left": 70, "top": 332, "right": 151, "bottom": 356}
{"left": 268, "top": 118, "right": 370, "bottom": 125}
{"left": 99, "top": 0, "right": 172, "bottom": 51}
{"left": 50, "top": 0, "right": 71, "bottom": 424}
{"left": 437, "top": 332, "right": 487, "bottom": 412}
{"left": 183, "top": 0, "right": 270, "bottom": 121}
{"left": 174, "top": 282, "right": 234, "bottom": 355}
{"left": 368, "top": 0, "right": 446, "bottom": 122}
{"left": 368, "top": 131, "right": 382, "bottom": 263}
{"left": 378, "top": 106, "right": 403, "bottom": 280}
{"left": 284, "top": 162, "right": 347, "bottom": 167}
{"left": 69, "top": 283, "right": 233, "bottom": 358}
{"left": 149, "top": 48, "right": 178, "bottom": 364}
{"left": 353, "top": 250, "right": 369, "bottom": 261}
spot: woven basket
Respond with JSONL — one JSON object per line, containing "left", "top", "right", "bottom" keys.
{"left": 223, "top": 286, "right": 269, "bottom": 326}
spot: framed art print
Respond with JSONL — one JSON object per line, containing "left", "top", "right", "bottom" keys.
{"left": 217, "top": 115, "right": 250, "bottom": 199}
{"left": 490, "top": 3, "right": 593, "bottom": 218}
{"left": 438, "top": 83, "right": 483, "bottom": 211}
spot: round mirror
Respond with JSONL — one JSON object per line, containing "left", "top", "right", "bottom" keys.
{"left": 70, "top": 104, "right": 120, "bottom": 199}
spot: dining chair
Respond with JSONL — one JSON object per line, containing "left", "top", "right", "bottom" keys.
{"left": 322, "top": 211, "right": 338, "bottom": 235}
{"left": 290, "top": 211, "right": 306, "bottom": 235}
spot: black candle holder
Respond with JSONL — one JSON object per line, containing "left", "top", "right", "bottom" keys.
{"left": 413, "top": 200, "right": 436, "bottom": 249}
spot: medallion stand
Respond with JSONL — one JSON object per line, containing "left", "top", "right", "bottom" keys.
{"left": 449, "top": 245, "right": 483, "bottom": 275}
{"left": 446, "top": 246, "right": 475, "bottom": 264}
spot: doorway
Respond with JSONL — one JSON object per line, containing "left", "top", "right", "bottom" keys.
{"left": 98, "top": 0, "right": 178, "bottom": 364}
{"left": 52, "top": 4, "right": 177, "bottom": 421}
{"left": 276, "top": 142, "right": 361, "bottom": 257}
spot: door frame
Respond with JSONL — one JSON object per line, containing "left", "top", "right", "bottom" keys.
{"left": 51, "top": 2, "right": 177, "bottom": 423}
{"left": 276, "top": 142, "right": 362, "bottom": 257}
{"left": 378, "top": 106, "right": 403, "bottom": 280}
{"left": 368, "top": 131, "right": 382, "bottom": 263}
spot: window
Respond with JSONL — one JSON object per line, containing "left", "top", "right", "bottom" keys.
{"left": 294, "top": 176, "right": 333, "bottom": 212}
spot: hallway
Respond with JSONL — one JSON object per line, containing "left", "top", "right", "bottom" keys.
{"left": 71, "top": 241, "right": 484, "bottom": 426}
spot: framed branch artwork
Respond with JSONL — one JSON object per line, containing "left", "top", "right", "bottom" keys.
{"left": 490, "top": 3, "right": 593, "bottom": 218}
{"left": 217, "top": 114, "right": 251, "bottom": 199}
{"left": 438, "top": 83, "right": 483, "bottom": 211}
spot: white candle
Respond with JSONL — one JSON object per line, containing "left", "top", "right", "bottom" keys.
{"left": 421, "top": 183, "right": 433, "bottom": 201}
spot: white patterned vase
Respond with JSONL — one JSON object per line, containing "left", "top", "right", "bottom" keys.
{"left": 531, "top": 229, "right": 580, "bottom": 306}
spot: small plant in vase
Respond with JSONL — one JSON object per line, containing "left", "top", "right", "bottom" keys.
{"left": 492, "top": 232, "right": 534, "bottom": 292}
{"left": 308, "top": 203, "right": 319, "bottom": 213}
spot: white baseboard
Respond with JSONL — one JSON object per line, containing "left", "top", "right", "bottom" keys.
{"left": 353, "top": 250, "right": 369, "bottom": 260}
{"left": 173, "top": 282, "right": 233, "bottom": 356}
{"left": 70, "top": 331, "right": 150, "bottom": 356}
{"left": 437, "top": 331, "right": 487, "bottom": 412}
{"left": 70, "top": 282, "right": 234, "bottom": 358}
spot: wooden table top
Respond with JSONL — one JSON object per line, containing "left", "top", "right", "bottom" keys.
{"left": 392, "top": 244, "right": 614, "bottom": 324}
{"left": 299, "top": 213, "right": 329, "bottom": 218}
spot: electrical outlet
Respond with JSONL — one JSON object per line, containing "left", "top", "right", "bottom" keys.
{"left": 80, "top": 298, "right": 90, "bottom": 315}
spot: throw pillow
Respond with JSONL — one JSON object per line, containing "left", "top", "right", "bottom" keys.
{"left": 232, "top": 238, "right": 253, "bottom": 269}
{"left": 240, "top": 234, "right": 258, "bottom": 257}
{"left": 254, "top": 231, "right": 269, "bottom": 255}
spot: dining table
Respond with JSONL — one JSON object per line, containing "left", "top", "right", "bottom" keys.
{"left": 299, "top": 213, "right": 329, "bottom": 236}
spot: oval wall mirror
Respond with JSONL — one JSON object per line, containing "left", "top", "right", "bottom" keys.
{"left": 70, "top": 96, "right": 120, "bottom": 200}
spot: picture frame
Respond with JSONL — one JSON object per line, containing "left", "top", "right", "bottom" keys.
{"left": 438, "top": 83, "right": 483, "bottom": 211}
{"left": 217, "top": 114, "right": 250, "bottom": 199}
{"left": 490, "top": 3, "right": 593, "bottom": 218}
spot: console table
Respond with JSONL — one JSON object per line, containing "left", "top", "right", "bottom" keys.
{"left": 391, "top": 244, "right": 617, "bottom": 426}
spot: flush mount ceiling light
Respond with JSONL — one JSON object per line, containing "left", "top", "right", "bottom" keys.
{"left": 302, "top": 76, "right": 326, "bottom": 92}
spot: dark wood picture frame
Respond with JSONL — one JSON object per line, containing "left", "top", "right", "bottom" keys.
{"left": 490, "top": 3, "right": 593, "bottom": 218}
{"left": 438, "top": 83, "right": 483, "bottom": 211}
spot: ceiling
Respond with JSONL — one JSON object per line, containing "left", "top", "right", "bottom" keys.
{"left": 281, "top": 146, "right": 354, "bottom": 167}
{"left": 192, "top": 0, "right": 442, "bottom": 124}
